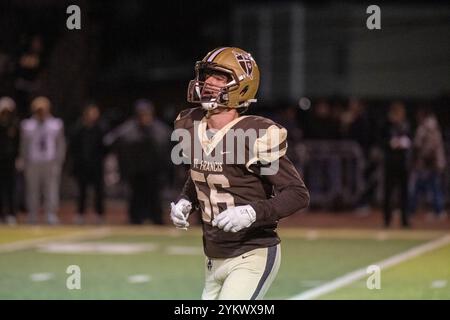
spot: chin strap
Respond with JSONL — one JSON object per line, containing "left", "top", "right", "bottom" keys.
{"left": 232, "top": 99, "right": 258, "bottom": 110}
{"left": 236, "top": 99, "right": 257, "bottom": 114}
{"left": 202, "top": 99, "right": 257, "bottom": 114}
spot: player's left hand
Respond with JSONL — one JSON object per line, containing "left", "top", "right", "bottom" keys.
{"left": 212, "top": 205, "right": 256, "bottom": 232}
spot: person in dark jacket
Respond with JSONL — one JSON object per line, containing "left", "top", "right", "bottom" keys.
{"left": 382, "top": 101, "right": 412, "bottom": 228}
{"left": 0, "top": 97, "right": 20, "bottom": 225}
{"left": 70, "top": 103, "right": 107, "bottom": 224}
{"left": 104, "top": 99, "right": 171, "bottom": 225}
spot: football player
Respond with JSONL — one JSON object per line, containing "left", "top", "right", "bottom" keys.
{"left": 170, "top": 47, "right": 310, "bottom": 300}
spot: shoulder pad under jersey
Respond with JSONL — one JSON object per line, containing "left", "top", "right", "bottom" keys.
{"left": 174, "top": 107, "right": 205, "bottom": 130}
{"left": 237, "top": 115, "right": 288, "bottom": 170}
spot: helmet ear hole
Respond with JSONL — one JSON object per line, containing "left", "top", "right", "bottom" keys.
{"left": 240, "top": 85, "right": 249, "bottom": 96}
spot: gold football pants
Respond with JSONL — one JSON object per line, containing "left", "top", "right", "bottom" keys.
{"left": 201, "top": 244, "right": 281, "bottom": 300}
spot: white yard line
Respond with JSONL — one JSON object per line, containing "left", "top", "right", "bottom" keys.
{"left": 165, "top": 246, "right": 203, "bottom": 255}
{"left": 0, "top": 228, "right": 112, "bottom": 253}
{"left": 430, "top": 280, "right": 447, "bottom": 289}
{"left": 127, "top": 274, "right": 152, "bottom": 284}
{"left": 290, "top": 234, "right": 450, "bottom": 300}
{"left": 30, "top": 272, "right": 54, "bottom": 282}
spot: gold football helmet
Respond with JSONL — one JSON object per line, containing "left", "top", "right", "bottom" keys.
{"left": 187, "top": 47, "right": 260, "bottom": 111}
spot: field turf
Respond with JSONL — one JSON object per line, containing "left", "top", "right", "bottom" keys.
{"left": 0, "top": 226, "right": 449, "bottom": 299}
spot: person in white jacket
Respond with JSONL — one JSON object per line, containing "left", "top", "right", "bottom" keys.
{"left": 409, "top": 112, "right": 447, "bottom": 221}
{"left": 20, "top": 96, "right": 66, "bottom": 224}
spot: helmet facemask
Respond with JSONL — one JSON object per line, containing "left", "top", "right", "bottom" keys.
{"left": 187, "top": 80, "right": 228, "bottom": 111}
{"left": 187, "top": 62, "right": 239, "bottom": 111}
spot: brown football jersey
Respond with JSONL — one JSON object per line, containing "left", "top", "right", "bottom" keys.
{"left": 174, "top": 107, "right": 309, "bottom": 258}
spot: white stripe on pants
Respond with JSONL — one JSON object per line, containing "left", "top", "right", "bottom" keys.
{"left": 201, "top": 244, "right": 281, "bottom": 300}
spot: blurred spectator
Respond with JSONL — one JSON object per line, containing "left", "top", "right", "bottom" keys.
{"left": 19, "top": 96, "right": 65, "bottom": 224}
{"left": 0, "top": 97, "right": 19, "bottom": 225}
{"left": 70, "top": 103, "right": 108, "bottom": 224}
{"left": 341, "top": 98, "right": 374, "bottom": 212}
{"left": 341, "top": 98, "right": 370, "bottom": 154}
{"left": 104, "top": 99, "right": 170, "bottom": 225}
{"left": 14, "top": 35, "right": 45, "bottom": 118}
{"left": 382, "top": 101, "right": 411, "bottom": 227}
{"left": 409, "top": 111, "right": 447, "bottom": 221}
{"left": 305, "top": 100, "right": 341, "bottom": 207}
{"left": 274, "top": 105, "right": 303, "bottom": 164}
{"left": 305, "top": 99, "right": 340, "bottom": 139}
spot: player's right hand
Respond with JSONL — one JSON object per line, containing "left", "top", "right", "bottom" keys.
{"left": 170, "top": 199, "right": 192, "bottom": 230}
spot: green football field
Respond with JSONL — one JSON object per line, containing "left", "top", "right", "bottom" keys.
{"left": 0, "top": 226, "right": 449, "bottom": 299}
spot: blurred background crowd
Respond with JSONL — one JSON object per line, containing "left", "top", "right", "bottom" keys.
{"left": 0, "top": 0, "right": 449, "bottom": 227}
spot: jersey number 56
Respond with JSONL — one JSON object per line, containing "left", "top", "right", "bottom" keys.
{"left": 190, "top": 171, "right": 235, "bottom": 223}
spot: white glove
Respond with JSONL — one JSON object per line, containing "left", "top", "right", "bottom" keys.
{"left": 170, "top": 199, "right": 192, "bottom": 230}
{"left": 212, "top": 205, "right": 256, "bottom": 233}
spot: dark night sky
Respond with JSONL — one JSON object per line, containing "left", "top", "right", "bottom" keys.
{"left": 0, "top": 0, "right": 233, "bottom": 72}
{"left": 1, "top": 0, "right": 449, "bottom": 124}
{"left": 93, "top": 1, "right": 232, "bottom": 66}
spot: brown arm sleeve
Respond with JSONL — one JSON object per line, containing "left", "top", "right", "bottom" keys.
{"left": 177, "top": 173, "right": 199, "bottom": 207}
{"left": 249, "top": 156, "right": 310, "bottom": 220}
